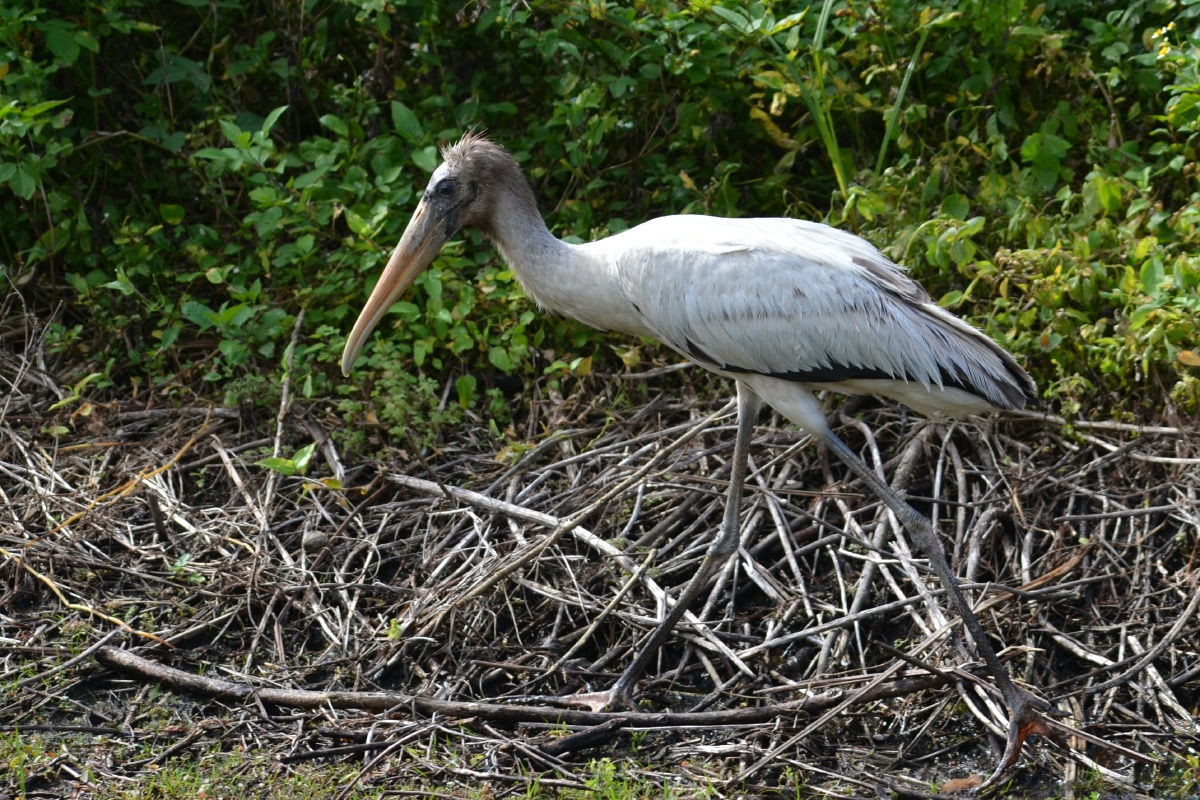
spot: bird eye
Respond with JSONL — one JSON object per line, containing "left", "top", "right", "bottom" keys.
{"left": 437, "top": 180, "right": 454, "bottom": 197}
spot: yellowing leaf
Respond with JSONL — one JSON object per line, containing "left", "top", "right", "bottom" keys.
{"left": 749, "top": 107, "right": 798, "bottom": 150}
{"left": 1178, "top": 350, "right": 1200, "bottom": 367}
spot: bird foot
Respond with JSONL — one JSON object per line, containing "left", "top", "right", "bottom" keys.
{"left": 567, "top": 688, "right": 640, "bottom": 713}
{"left": 978, "top": 689, "right": 1056, "bottom": 791}
{"left": 525, "top": 686, "right": 639, "bottom": 713}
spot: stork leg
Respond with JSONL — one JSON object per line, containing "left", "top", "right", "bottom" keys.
{"left": 602, "top": 382, "right": 764, "bottom": 708}
{"left": 819, "top": 429, "right": 1051, "bottom": 787}
{"left": 591, "top": 389, "right": 1045, "bottom": 784}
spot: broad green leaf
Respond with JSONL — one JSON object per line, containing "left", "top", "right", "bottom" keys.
{"left": 181, "top": 300, "right": 216, "bottom": 330}
{"left": 391, "top": 102, "right": 424, "bottom": 143}
{"left": 389, "top": 301, "right": 419, "bottom": 318}
{"left": 412, "top": 146, "right": 439, "bottom": 172}
{"left": 938, "top": 290, "right": 964, "bottom": 307}
{"left": 1032, "top": 150, "right": 1061, "bottom": 193}
{"left": 217, "top": 304, "right": 255, "bottom": 328}
{"left": 1140, "top": 259, "right": 1165, "bottom": 298}
{"left": 293, "top": 167, "right": 327, "bottom": 189}
{"left": 343, "top": 207, "right": 369, "bottom": 236}
{"left": 752, "top": 71, "right": 786, "bottom": 91}
{"left": 769, "top": 10, "right": 808, "bottom": 34}
{"left": 262, "top": 105, "right": 288, "bottom": 135}
{"left": 257, "top": 457, "right": 297, "bottom": 476}
{"left": 159, "top": 326, "right": 181, "bottom": 352}
{"left": 319, "top": 114, "right": 349, "bottom": 137}
{"left": 9, "top": 165, "right": 36, "bottom": 199}
{"left": 1020, "top": 132, "right": 1070, "bottom": 162}
{"left": 608, "top": 76, "right": 637, "bottom": 97}
{"left": 488, "top": 346, "right": 513, "bottom": 372}
{"left": 160, "top": 203, "right": 185, "bottom": 224}
{"left": 711, "top": 4, "right": 751, "bottom": 33}
{"left": 219, "top": 119, "right": 244, "bottom": 144}
{"left": 145, "top": 54, "right": 209, "bottom": 90}
{"left": 218, "top": 338, "right": 250, "bottom": 365}
{"left": 1128, "top": 303, "right": 1157, "bottom": 330}
{"left": 1167, "top": 93, "right": 1200, "bottom": 128}
{"left": 103, "top": 277, "right": 136, "bottom": 295}
{"left": 942, "top": 194, "right": 969, "bottom": 220}
{"left": 292, "top": 442, "right": 317, "bottom": 474}
{"left": 75, "top": 29, "right": 100, "bottom": 53}
{"left": 456, "top": 373, "right": 477, "bottom": 409}
{"left": 21, "top": 99, "right": 71, "bottom": 118}
{"left": 45, "top": 25, "right": 80, "bottom": 64}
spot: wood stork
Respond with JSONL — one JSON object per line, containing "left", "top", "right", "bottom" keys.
{"left": 341, "top": 133, "right": 1049, "bottom": 784}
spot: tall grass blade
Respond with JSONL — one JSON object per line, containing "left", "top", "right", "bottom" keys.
{"left": 874, "top": 25, "right": 930, "bottom": 178}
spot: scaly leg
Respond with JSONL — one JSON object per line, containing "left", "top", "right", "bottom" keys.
{"left": 601, "top": 383, "right": 764, "bottom": 708}
{"left": 820, "top": 428, "right": 1050, "bottom": 787}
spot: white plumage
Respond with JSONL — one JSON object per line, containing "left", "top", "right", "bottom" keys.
{"left": 341, "top": 133, "right": 1046, "bottom": 785}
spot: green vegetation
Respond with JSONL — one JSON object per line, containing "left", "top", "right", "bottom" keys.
{"left": 3, "top": 728, "right": 1198, "bottom": 798}
{"left": 0, "top": 731, "right": 376, "bottom": 798}
{"left": 3, "top": 0, "right": 1199, "bottom": 433}
{"left": 0, "top": 731, "right": 695, "bottom": 799}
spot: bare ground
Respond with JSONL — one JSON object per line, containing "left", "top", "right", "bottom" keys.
{"left": 2, "top": 318, "right": 1199, "bottom": 798}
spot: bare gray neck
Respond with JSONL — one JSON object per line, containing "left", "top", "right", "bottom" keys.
{"left": 474, "top": 153, "right": 644, "bottom": 336}
{"left": 483, "top": 168, "right": 577, "bottom": 311}
{"left": 491, "top": 189, "right": 565, "bottom": 267}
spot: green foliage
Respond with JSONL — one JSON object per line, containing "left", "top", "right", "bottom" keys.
{"left": 0, "top": 735, "right": 387, "bottom": 799}
{"left": 583, "top": 757, "right": 679, "bottom": 800}
{"left": 258, "top": 441, "right": 317, "bottom": 477}
{"left": 3, "top": 0, "right": 1200, "bottom": 432}
{"left": 0, "top": 731, "right": 48, "bottom": 797}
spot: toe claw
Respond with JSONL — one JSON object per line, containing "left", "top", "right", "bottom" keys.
{"left": 549, "top": 688, "right": 638, "bottom": 713}
{"left": 978, "top": 690, "right": 1051, "bottom": 791}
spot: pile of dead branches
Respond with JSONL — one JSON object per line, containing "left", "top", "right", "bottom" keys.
{"left": 2, "top": 303, "right": 1198, "bottom": 798}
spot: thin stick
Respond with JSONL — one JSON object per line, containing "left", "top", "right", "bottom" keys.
{"left": 262, "top": 309, "right": 305, "bottom": 524}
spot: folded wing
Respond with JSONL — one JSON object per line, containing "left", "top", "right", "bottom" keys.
{"left": 611, "top": 216, "right": 1034, "bottom": 412}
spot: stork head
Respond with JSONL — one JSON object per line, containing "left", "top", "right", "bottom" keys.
{"left": 341, "top": 131, "right": 525, "bottom": 376}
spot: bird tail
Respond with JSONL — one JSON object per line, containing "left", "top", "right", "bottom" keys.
{"left": 925, "top": 306, "right": 1037, "bottom": 411}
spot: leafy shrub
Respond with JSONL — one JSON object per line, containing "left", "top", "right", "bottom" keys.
{"left": 3, "top": 0, "right": 1199, "bottom": 436}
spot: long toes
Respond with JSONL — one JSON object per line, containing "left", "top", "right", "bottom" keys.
{"left": 978, "top": 702, "right": 1051, "bottom": 791}
{"left": 551, "top": 689, "right": 637, "bottom": 713}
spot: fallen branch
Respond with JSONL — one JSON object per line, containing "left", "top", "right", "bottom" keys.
{"left": 95, "top": 645, "right": 942, "bottom": 728}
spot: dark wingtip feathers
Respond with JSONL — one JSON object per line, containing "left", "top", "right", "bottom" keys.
{"left": 979, "top": 343, "right": 1038, "bottom": 411}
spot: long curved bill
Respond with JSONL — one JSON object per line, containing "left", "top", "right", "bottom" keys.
{"left": 341, "top": 199, "right": 446, "bottom": 376}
